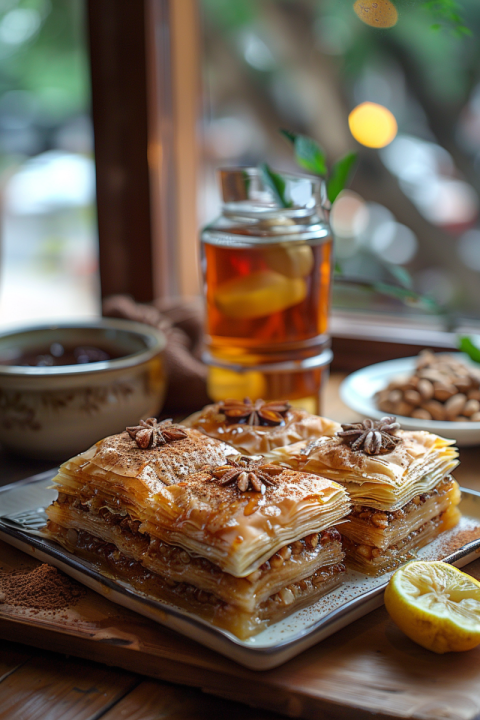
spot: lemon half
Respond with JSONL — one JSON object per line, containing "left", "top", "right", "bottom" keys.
{"left": 385, "top": 561, "right": 480, "bottom": 654}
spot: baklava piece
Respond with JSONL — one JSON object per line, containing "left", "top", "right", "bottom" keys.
{"left": 183, "top": 398, "right": 340, "bottom": 455}
{"left": 268, "top": 417, "right": 461, "bottom": 575}
{"left": 44, "top": 420, "right": 350, "bottom": 639}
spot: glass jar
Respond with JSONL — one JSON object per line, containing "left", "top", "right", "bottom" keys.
{"left": 200, "top": 167, "right": 334, "bottom": 412}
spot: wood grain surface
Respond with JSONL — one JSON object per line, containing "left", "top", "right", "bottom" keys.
{"left": 2, "top": 536, "right": 480, "bottom": 720}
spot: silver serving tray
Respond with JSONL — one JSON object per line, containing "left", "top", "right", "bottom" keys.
{"left": 1, "top": 470, "right": 480, "bottom": 670}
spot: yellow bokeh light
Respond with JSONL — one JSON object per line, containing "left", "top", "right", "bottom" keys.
{"left": 348, "top": 102, "right": 398, "bottom": 148}
{"left": 353, "top": 0, "right": 398, "bottom": 28}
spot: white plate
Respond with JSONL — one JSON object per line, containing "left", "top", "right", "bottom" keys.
{"left": 340, "top": 355, "right": 480, "bottom": 447}
{"left": 2, "top": 470, "right": 480, "bottom": 669}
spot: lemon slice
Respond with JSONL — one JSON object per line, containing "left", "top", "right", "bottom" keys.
{"left": 385, "top": 561, "right": 480, "bottom": 654}
{"left": 214, "top": 271, "right": 307, "bottom": 319}
{"left": 262, "top": 246, "right": 314, "bottom": 279}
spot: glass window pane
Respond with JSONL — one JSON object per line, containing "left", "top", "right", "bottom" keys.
{"left": 0, "top": 0, "right": 99, "bottom": 327}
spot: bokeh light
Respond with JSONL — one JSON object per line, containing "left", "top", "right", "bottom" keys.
{"left": 353, "top": 0, "right": 398, "bottom": 29}
{"left": 371, "top": 221, "right": 418, "bottom": 264}
{"left": 330, "top": 191, "right": 369, "bottom": 238}
{"left": 348, "top": 102, "right": 398, "bottom": 148}
{"left": 415, "top": 178, "right": 478, "bottom": 230}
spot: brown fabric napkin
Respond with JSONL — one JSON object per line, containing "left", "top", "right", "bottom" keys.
{"left": 102, "top": 295, "right": 210, "bottom": 414}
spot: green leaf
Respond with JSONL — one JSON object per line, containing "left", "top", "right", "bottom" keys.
{"left": 242, "top": 170, "right": 251, "bottom": 197}
{"left": 422, "top": 0, "right": 472, "bottom": 35}
{"left": 458, "top": 336, "right": 480, "bottom": 364}
{"left": 335, "top": 277, "right": 442, "bottom": 313}
{"left": 280, "top": 129, "right": 327, "bottom": 176}
{"left": 259, "top": 163, "right": 292, "bottom": 208}
{"left": 384, "top": 263, "right": 414, "bottom": 290}
{"left": 372, "top": 282, "right": 439, "bottom": 312}
{"left": 327, "top": 152, "right": 358, "bottom": 204}
{"left": 280, "top": 128, "right": 296, "bottom": 144}
{"left": 295, "top": 136, "right": 327, "bottom": 176}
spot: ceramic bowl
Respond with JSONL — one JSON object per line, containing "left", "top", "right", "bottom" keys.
{"left": 0, "top": 319, "right": 167, "bottom": 460}
{"left": 340, "top": 355, "right": 480, "bottom": 447}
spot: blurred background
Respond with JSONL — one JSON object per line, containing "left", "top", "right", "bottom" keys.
{"left": 200, "top": 0, "right": 480, "bottom": 325}
{"left": 0, "top": 0, "right": 97, "bottom": 327}
{"left": 0, "top": 0, "right": 479, "bottom": 328}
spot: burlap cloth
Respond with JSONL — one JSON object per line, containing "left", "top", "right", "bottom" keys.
{"left": 103, "top": 295, "right": 210, "bottom": 413}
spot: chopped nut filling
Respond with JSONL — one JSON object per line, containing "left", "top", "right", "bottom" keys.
{"left": 342, "top": 508, "right": 456, "bottom": 575}
{"left": 54, "top": 493, "right": 342, "bottom": 581}
{"left": 349, "top": 476, "right": 454, "bottom": 526}
{"left": 46, "top": 522, "right": 345, "bottom": 638}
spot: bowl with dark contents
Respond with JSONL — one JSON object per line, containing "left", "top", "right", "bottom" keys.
{"left": 0, "top": 319, "right": 166, "bottom": 460}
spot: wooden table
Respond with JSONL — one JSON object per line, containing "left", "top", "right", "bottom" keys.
{"left": 1, "top": 373, "right": 479, "bottom": 720}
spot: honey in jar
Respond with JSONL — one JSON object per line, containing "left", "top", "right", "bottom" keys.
{"left": 201, "top": 168, "right": 334, "bottom": 410}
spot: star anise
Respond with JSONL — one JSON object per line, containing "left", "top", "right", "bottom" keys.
{"left": 126, "top": 418, "right": 187, "bottom": 449}
{"left": 210, "top": 456, "right": 284, "bottom": 493}
{"left": 336, "top": 416, "right": 401, "bottom": 456}
{"left": 220, "top": 398, "right": 290, "bottom": 426}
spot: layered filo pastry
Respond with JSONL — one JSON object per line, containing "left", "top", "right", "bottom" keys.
{"left": 267, "top": 417, "right": 461, "bottom": 575}
{"left": 183, "top": 398, "right": 340, "bottom": 456}
{"left": 44, "top": 418, "right": 350, "bottom": 638}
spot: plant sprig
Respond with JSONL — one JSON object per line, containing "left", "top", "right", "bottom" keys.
{"left": 259, "top": 163, "right": 292, "bottom": 208}
{"left": 280, "top": 129, "right": 358, "bottom": 205}
{"left": 458, "top": 336, "right": 480, "bottom": 364}
{"left": 422, "top": 0, "right": 471, "bottom": 36}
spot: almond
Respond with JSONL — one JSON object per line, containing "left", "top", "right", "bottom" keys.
{"left": 421, "top": 400, "right": 445, "bottom": 421}
{"left": 433, "top": 382, "right": 457, "bottom": 402}
{"left": 464, "top": 399, "right": 480, "bottom": 417}
{"left": 411, "top": 408, "right": 432, "bottom": 420}
{"left": 387, "top": 389, "right": 403, "bottom": 404}
{"left": 444, "top": 393, "right": 467, "bottom": 420}
{"left": 455, "top": 378, "right": 472, "bottom": 392}
{"left": 396, "top": 401, "right": 414, "bottom": 416}
{"left": 417, "top": 379, "right": 434, "bottom": 400}
{"left": 404, "top": 389, "right": 421, "bottom": 406}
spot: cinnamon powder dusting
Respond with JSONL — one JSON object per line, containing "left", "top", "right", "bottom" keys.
{"left": 0, "top": 563, "right": 86, "bottom": 610}
{"left": 438, "top": 527, "right": 480, "bottom": 558}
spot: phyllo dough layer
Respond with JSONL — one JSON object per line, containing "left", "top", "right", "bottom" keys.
{"left": 45, "top": 522, "right": 346, "bottom": 639}
{"left": 267, "top": 430, "right": 459, "bottom": 512}
{"left": 342, "top": 503, "right": 461, "bottom": 575}
{"left": 46, "top": 497, "right": 344, "bottom": 613}
{"left": 44, "top": 425, "right": 351, "bottom": 638}
{"left": 48, "top": 452, "right": 350, "bottom": 578}
{"left": 183, "top": 400, "right": 340, "bottom": 456}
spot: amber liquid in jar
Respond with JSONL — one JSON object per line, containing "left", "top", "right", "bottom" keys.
{"left": 201, "top": 168, "right": 333, "bottom": 409}
{"left": 203, "top": 239, "right": 332, "bottom": 364}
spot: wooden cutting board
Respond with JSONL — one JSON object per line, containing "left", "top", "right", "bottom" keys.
{"left": 2, "top": 539, "right": 480, "bottom": 720}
